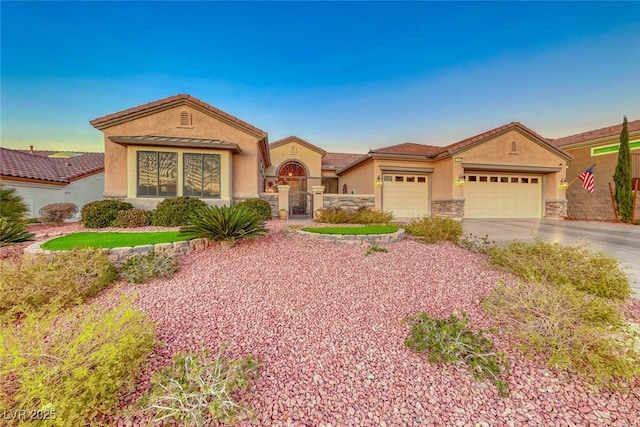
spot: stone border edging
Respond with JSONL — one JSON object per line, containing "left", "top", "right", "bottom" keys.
{"left": 294, "top": 228, "right": 405, "bottom": 245}
{"left": 25, "top": 236, "right": 211, "bottom": 264}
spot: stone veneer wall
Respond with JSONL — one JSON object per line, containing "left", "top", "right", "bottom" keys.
{"left": 323, "top": 194, "right": 375, "bottom": 210}
{"left": 295, "top": 228, "right": 405, "bottom": 245}
{"left": 259, "top": 193, "right": 279, "bottom": 218}
{"left": 544, "top": 199, "right": 568, "bottom": 219}
{"left": 431, "top": 199, "right": 464, "bottom": 218}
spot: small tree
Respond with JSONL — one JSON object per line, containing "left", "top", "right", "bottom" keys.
{"left": 613, "top": 116, "right": 633, "bottom": 222}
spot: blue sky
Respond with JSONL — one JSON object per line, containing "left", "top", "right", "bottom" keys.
{"left": 1, "top": 1, "right": 639, "bottom": 154}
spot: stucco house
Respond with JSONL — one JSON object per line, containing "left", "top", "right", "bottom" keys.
{"left": 550, "top": 119, "right": 640, "bottom": 221}
{"left": 90, "top": 94, "right": 271, "bottom": 210}
{"left": 0, "top": 147, "right": 104, "bottom": 219}
{"left": 90, "top": 94, "right": 573, "bottom": 219}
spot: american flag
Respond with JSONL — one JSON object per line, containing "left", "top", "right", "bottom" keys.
{"left": 578, "top": 166, "right": 595, "bottom": 193}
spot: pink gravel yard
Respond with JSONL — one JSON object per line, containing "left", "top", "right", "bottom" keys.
{"left": 7, "top": 222, "right": 639, "bottom": 425}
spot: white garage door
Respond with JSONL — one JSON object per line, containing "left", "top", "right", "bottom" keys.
{"left": 464, "top": 173, "right": 542, "bottom": 218}
{"left": 382, "top": 174, "right": 429, "bottom": 218}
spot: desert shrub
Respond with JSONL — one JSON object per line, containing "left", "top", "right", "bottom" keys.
{"left": 151, "top": 197, "right": 207, "bottom": 227}
{"left": 0, "top": 298, "right": 155, "bottom": 426}
{"left": 179, "top": 204, "right": 267, "bottom": 245}
{"left": 39, "top": 202, "right": 78, "bottom": 224}
{"left": 405, "top": 312, "right": 509, "bottom": 396}
{"left": 120, "top": 251, "right": 179, "bottom": 284}
{"left": 364, "top": 245, "right": 388, "bottom": 256}
{"left": 405, "top": 216, "right": 463, "bottom": 243}
{"left": 81, "top": 199, "right": 134, "bottom": 228}
{"left": 0, "top": 218, "right": 34, "bottom": 247}
{"left": 235, "top": 198, "right": 273, "bottom": 220}
{"left": 487, "top": 239, "right": 631, "bottom": 300}
{"left": 314, "top": 207, "right": 393, "bottom": 224}
{"left": 483, "top": 281, "right": 639, "bottom": 388}
{"left": 143, "top": 344, "right": 262, "bottom": 426}
{"left": 0, "top": 184, "right": 29, "bottom": 221}
{"left": 0, "top": 248, "right": 116, "bottom": 323}
{"left": 458, "top": 233, "right": 496, "bottom": 253}
{"left": 114, "top": 208, "right": 152, "bottom": 228}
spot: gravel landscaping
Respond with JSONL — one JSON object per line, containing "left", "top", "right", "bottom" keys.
{"left": 3, "top": 221, "right": 639, "bottom": 425}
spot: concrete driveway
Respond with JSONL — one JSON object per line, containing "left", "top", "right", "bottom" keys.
{"left": 462, "top": 219, "right": 640, "bottom": 298}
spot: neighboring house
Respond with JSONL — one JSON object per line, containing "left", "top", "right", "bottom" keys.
{"left": 550, "top": 119, "right": 640, "bottom": 221}
{"left": 90, "top": 94, "right": 271, "bottom": 210}
{"left": 338, "top": 122, "right": 572, "bottom": 219}
{"left": 0, "top": 147, "right": 104, "bottom": 219}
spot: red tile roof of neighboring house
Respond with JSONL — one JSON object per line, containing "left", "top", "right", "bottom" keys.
{"left": 550, "top": 119, "right": 640, "bottom": 148}
{"left": 90, "top": 94, "right": 267, "bottom": 137}
{"left": 270, "top": 136, "right": 327, "bottom": 155}
{"left": 0, "top": 148, "right": 104, "bottom": 184}
{"left": 322, "top": 152, "right": 363, "bottom": 169}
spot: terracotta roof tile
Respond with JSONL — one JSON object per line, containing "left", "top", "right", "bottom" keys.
{"left": 550, "top": 119, "right": 640, "bottom": 147}
{"left": 370, "top": 142, "right": 443, "bottom": 157}
{"left": 90, "top": 94, "right": 267, "bottom": 137}
{"left": 322, "top": 152, "right": 363, "bottom": 169}
{"left": 1, "top": 148, "right": 104, "bottom": 183}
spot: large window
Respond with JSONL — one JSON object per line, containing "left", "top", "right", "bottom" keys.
{"left": 321, "top": 177, "right": 339, "bottom": 194}
{"left": 137, "top": 151, "right": 177, "bottom": 197}
{"left": 183, "top": 153, "right": 221, "bottom": 198}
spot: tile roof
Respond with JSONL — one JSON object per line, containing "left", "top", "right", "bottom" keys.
{"left": 90, "top": 94, "right": 267, "bottom": 137}
{"left": 550, "top": 119, "right": 640, "bottom": 148}
{"left": 270, "top": 136, "right": 327, "bottom": 155}
{"left": 0, "top": 148, "right": 104, "bottom": 184}
{"left": 108, "top": 135, "right": 241, "bottom": 152}
{"left": 322, "top": 152, "right": 363, "bottom": 169}
{"left": 370, "top": 142, "right": 443, "bottom": 157}
{"left": 440, "top": 122, "right": 550, "bottom": 155}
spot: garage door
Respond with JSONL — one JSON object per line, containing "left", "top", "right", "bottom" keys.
{"left": 464, "top": 173, "right": 542, "bottom": 218}
{"left": 382, "top": 174, "right": 429, "bottom": 218}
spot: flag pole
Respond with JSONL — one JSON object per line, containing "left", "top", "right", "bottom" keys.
{"left": 565, "top": 161, "right": 600, "bottom": 189}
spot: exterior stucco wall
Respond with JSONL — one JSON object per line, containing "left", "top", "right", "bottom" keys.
{"left": 100, "top": 104, "right": 262, "bottom": 200}
{"left": 1, "top": 173, "right": 105, "bottom": 219}
{"left": 266, "top": 142, "right": 323, "bottom": 187}
{"left": 338, "top": 160, "right": 375, "bottom": 196}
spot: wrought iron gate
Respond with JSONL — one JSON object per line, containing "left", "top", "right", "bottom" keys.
{"left": 289, "top": 191, "right": 313, "bottom": 216}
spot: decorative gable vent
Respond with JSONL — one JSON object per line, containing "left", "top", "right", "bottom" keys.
{"left": 179, "top": 110, "right": 192, "bottom": 127}
{"left": 511, "top": 141, "right": 517, "bottom": 152}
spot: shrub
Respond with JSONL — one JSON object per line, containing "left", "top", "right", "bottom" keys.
{"left": 0, "top": 298, "right": 155, "bottom": 426}
{"left": 364, "top": 245, "right": 388, "bottom": 256}
{"left": 39, "top": 202, "right": 78, "bottom": 224}
{"left": 458, "top": 233, "right": 496, "bottom": 253}
{"left": 483, "top": 281, "right": 639, "bottom": 388}
{"left": 235, "top": 198, "right": 273, "bottom": 220}
{"left": 0, "top": 184, "right": 29, "bottom": 221}
{"left": 0, "top": 217, "right": 34, "bottom": 247}
{"left": 179, "top": 204, "right": 267, "bottom": 245}
{"left": 151, "top": 197, "right": 207, "bottom": 227}
{"left": 120, "top": 251, "right": 179, "bottom": 284}
{"left": 405, "top": 312, "right": 509, "bottom": 396}
{"left": 405, "top": 216, "right": 463, "bottom": 243}
{"left": 81, "top": 199, "right": 134, "bottom": 228}
{"left": 314, "top": 207, "right": 393, "bottom": 224}
{"left": 0, "top": 248, "right": 116, "bottom": 323}
{"left": 114, "top": 208, "right": 151, "bottom": 228}
{"left": 143, "top": 343, "right": 262, "bottom": 426}
{"left": 487, "top": 239, "right": 631, "bottom": 300}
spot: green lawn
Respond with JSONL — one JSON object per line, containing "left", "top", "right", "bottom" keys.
{"left": 41, "top": 231, "right": 189, "bottom": 251}
{"left": 301, "top": 225, "right": 399, "bottom": 235}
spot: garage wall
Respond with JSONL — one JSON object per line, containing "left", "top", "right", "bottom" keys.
{"left": 338, "top": 160, "right": 375, "bottom": 195}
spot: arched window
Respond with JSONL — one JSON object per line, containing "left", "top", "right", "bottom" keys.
{"left": 277, "top": 161, "right": 307, "bottom": 193}
{"left": 278, "top": 161, "right": 306, "bottom": 177}
{"left": 179, "top": 111, "right": 191, "bottom": 126}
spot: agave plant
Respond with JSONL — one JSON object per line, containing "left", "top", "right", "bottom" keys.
{"left": 0, "top": 184, "right": 29, "bottom": 221}
{"left": 0, "top": 218, "right": 35, "bottom": 246}
{"left": 179, "top": 204, "right": 267, "bottom": 245}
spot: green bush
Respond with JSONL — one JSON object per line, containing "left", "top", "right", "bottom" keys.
{"left": 405, "top": 312, "right": 509, "bottom": 396}
{"left": 405, "top": 216, "right": 463, "bottom": 243}
{"left": 487, "top": 239, "right": 631, "bottom": 300}
{"left": 483, "top": 281, "right": 639, "bottom": 388}
{"left": 39, "top": 203, "right": 78, "bottom": 224}
{"left": 120, "top": 251, "right": 179, "bottom": 284}
{"left": 314, "top": 207, "right": 393, "bottom": 224}
{"left": 0, "top": 248, "right": 116, "bottom": 323}
{"left": 114, "top": 208, "right": 152, "bottom": 228}
{"left": 151, "top": 197, "right": 207, "bottom": 227}
{"left": 81, "top": 199, "right": 134, "bottom": 228}
{"left": 235, "top": 198, "right": 273, "bottom": 220}
{"left": 0, "top": 218, "right": 34, "bottom": 247}
{"left": 0, "top": 298, "right": 155, "bottom": 426}
{"left": 179, "top": 204, "right": 267, "bottom": 246}
{"left": 143, "top": 343, "right": 262, "bottom": 426}
{"left": 0, "top": 184, "right": 29, "bottom": 221}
